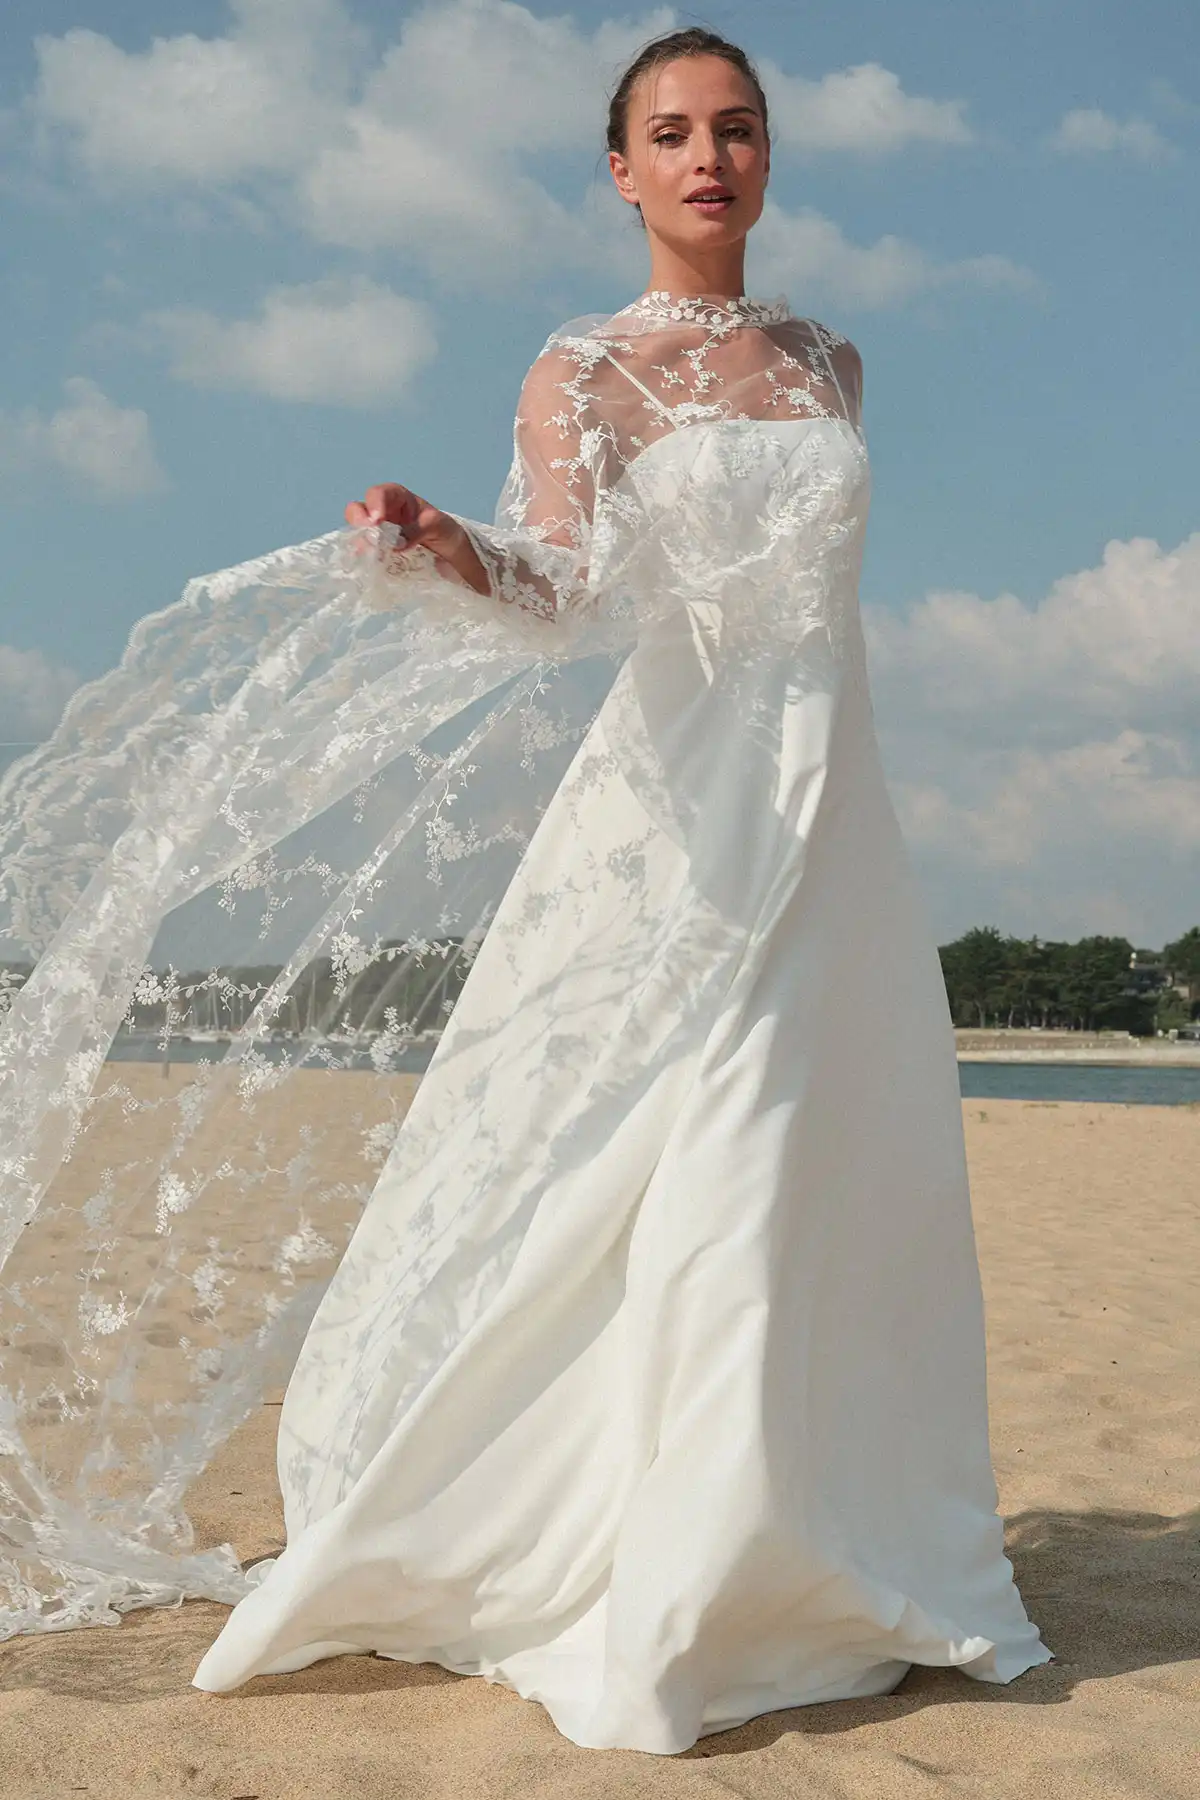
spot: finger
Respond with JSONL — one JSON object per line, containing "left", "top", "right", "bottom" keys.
{"left": 345, "top": 501, "right": 370, "bottom": 526}
{"left": 363, "top": 484, "right": 397, "bottom": 524}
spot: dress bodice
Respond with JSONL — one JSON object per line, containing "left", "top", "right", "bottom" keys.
{"left": 623, "top": 415, "right": 869, "bottom": 542}
{"left": 588, "top": 415, "right": 872, "bottom": 658}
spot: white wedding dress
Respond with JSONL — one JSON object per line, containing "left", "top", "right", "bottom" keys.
{"left": 184, "top": 297, "right": 1051, "bottom": 1751}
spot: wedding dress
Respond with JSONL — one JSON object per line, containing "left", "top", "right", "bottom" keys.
{"left": 0, "top": 293, "right": 1049, "bottom": 1753}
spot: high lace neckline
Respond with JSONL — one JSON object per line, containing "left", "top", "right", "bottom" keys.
{"left": 620, "top": 291, "right": 792, "bottom": 330}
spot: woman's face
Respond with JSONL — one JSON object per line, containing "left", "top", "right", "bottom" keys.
{"left": 609, "top": 55, "right": 769, "bottom": 254}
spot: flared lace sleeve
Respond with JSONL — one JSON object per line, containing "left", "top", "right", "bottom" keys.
{"left": 446, "top": 344, "right": 601, "bottom": 634}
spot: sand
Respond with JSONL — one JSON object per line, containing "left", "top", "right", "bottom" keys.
{"left": 1, "top": 1097, "right": 1197, "bottom": 1799}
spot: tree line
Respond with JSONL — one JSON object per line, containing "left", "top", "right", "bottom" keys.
{"left": 939, "top": 926, "right": 1200, "bottom": 1035}
{"left": 5, "top": 925, "right": 1200, "bottom": 1043}
{"left": 116, "top": 938, "right": 474, "bottom": 1040}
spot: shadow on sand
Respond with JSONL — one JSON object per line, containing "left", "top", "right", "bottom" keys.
{"left": 1, "top": 1506, "right": 1195, "bottom": 1744}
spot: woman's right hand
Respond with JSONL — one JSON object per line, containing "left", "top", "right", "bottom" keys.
{"left": 345, "top": 483, "right": 490, "bottom": 594}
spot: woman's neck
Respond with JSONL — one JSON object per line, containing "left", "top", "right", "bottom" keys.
{"left": 643, "top": 238, "right": 748, "bottom": 301}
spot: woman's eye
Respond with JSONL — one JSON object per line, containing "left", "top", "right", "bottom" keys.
{"left": 653, "top": 132, "right": 684, "bottom": 146}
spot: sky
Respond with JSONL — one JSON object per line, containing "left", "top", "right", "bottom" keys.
{"left": 0, "top": 0, "right": 1197, "bottom": 947}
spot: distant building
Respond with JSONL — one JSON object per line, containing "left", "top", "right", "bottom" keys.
{"left": 1125, "top": 951, "right": 1170, "bottom": 997}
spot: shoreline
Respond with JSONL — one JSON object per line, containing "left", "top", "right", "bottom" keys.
{"left": 954, "top": 1030, "right": 1200, "bottom": 1068}
{"left": 958, "top": 1050, "right": 1200, "bottom": 1065}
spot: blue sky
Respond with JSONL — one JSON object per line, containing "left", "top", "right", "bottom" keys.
{"left": 1, "top": 0, "right": 1197, "bottom": 944}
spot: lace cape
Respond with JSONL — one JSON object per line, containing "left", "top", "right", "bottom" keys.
{"left": 0, "top": 294, "right": 864, "bottom": 1635}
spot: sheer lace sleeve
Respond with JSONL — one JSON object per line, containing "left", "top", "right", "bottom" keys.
{"left": 825, "top": 329, "right": 864, "bottom": 433}
{"left": 447, "top": 345, "right": 599, "bottom": 632}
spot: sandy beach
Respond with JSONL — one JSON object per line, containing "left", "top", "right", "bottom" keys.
{"left": 1, "top": 1093, "right": 1196, "bottom": 1799}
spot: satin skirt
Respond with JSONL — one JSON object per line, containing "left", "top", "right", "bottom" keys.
{"left": 193, "top": 666, "right": 1051, "bottom": 1754}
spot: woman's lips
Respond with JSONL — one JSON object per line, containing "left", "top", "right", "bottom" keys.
{"left": 685, "top": 192, "right": 735, "bottom": 216}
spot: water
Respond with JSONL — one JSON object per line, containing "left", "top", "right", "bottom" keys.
{"left": 106, "top": 1037, "right": 1200, "bottom": 1105}
{"left": 958, "top": 1061, "right": 1200, "bottom": 1107}
{"left": 104, "top": 1034, "right": 439, "bottom": 1074}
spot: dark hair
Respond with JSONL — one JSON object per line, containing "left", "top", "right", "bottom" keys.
{"left": 605, "top": 27, "right": 771, "bottom": 159}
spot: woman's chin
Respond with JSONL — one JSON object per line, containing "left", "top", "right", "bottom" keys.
{"left": 655, "top": 216, "right": 750, "bottom": 257}
{"left": 684, "top": 210, "right": 740, "bottom": 238}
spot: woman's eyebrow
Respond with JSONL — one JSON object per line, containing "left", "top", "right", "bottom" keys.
{"left": 647, "top": 105, "right": 760, "bottom": 125}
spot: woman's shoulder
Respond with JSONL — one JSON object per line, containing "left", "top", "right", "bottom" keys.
{"left": 784, "top": 313, "right": 861, "bottom": 363}
{"left": 787, "top": 316, "right": 863, "bottom": 406}
{"left": 515, "top": 315, "right": 634, "bottom": 415}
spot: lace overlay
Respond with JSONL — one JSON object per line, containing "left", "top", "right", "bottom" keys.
{"left": 0, "top": 298, "right": 871, "bottom": 1636}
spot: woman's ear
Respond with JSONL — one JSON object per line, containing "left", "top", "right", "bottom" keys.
{"left": 608, "top": 149, "right": 640, "bottom": 208}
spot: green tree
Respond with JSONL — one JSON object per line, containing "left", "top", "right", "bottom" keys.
{"left": 1164, "top": 927, "right": 1200, "bottom": 1003}
{"left": 938, "top": 928, "right": 1167, "bottom": 1034}
{"left": 1058, "top": 936, "right": 1154, "bottom": 1034}
{"left": 938, "top": 926, "right": 1010, "bottom": 1028}
{"left": 994, "top": 936, "right": 1060, "bottom": 1028}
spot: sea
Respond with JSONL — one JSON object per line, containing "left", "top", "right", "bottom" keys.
{"left": 957, "top": 1060, "right": 1200, "bottom": 1107}
{"left": 105, "top": 1034, "right": 1200, "bottom": 1106}
{"left": 105, "top": 1032, "right": 438, "bottom": 1075}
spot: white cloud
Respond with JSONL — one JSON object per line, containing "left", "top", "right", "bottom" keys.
{"left": 1050, "top": 108, "right": 1172, "bottom": 162}
{"left": 763, "top": 60, "right": 973, "bottom": 154}
{"left": 1143, "top": 78, "right": 1200, "bottom": 124}
{"left": 28, "top": 0, "right": 662, "bottom": 281}
{"left": 866, "top": 533, "right": 1200, "bottom": 942}
{"left": 31, "top": 0, "right": 358, "bottom": 185}
{"left": 0, "top": 377, "right": 166, "bottom": 500}
{"left": 148, "top": 278, "right": 437, "bottom": 407}
{"left": 751, "top": 202, "right": 1037, "bottom": 310}
{"left": 0, "top": 645, "right": 78, "bottom": 745}
{"left": 297, "top": 116, "right": 615, "bottom": 277}
{"left": 295, "top": 1, "right": 664, "bottom": 277}
{"left": 362, "top": 0, "right": 675, "bottom": 155}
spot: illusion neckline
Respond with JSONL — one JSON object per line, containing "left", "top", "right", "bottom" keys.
{"left": 620, "top": 291, "right": 792, "bottom": 329}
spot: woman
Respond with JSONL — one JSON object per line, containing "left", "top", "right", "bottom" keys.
{"left": 0, "top": 28, "right": 1049, "bottom": 1756}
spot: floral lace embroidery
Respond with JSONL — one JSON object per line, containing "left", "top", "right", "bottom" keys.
{"left": 617, "top": 291, "right": 793, "bottom": 330}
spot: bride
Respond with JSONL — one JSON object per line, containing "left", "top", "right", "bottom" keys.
{"left": 0, "top": 26, "right": 1049, "bottom": 1756}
